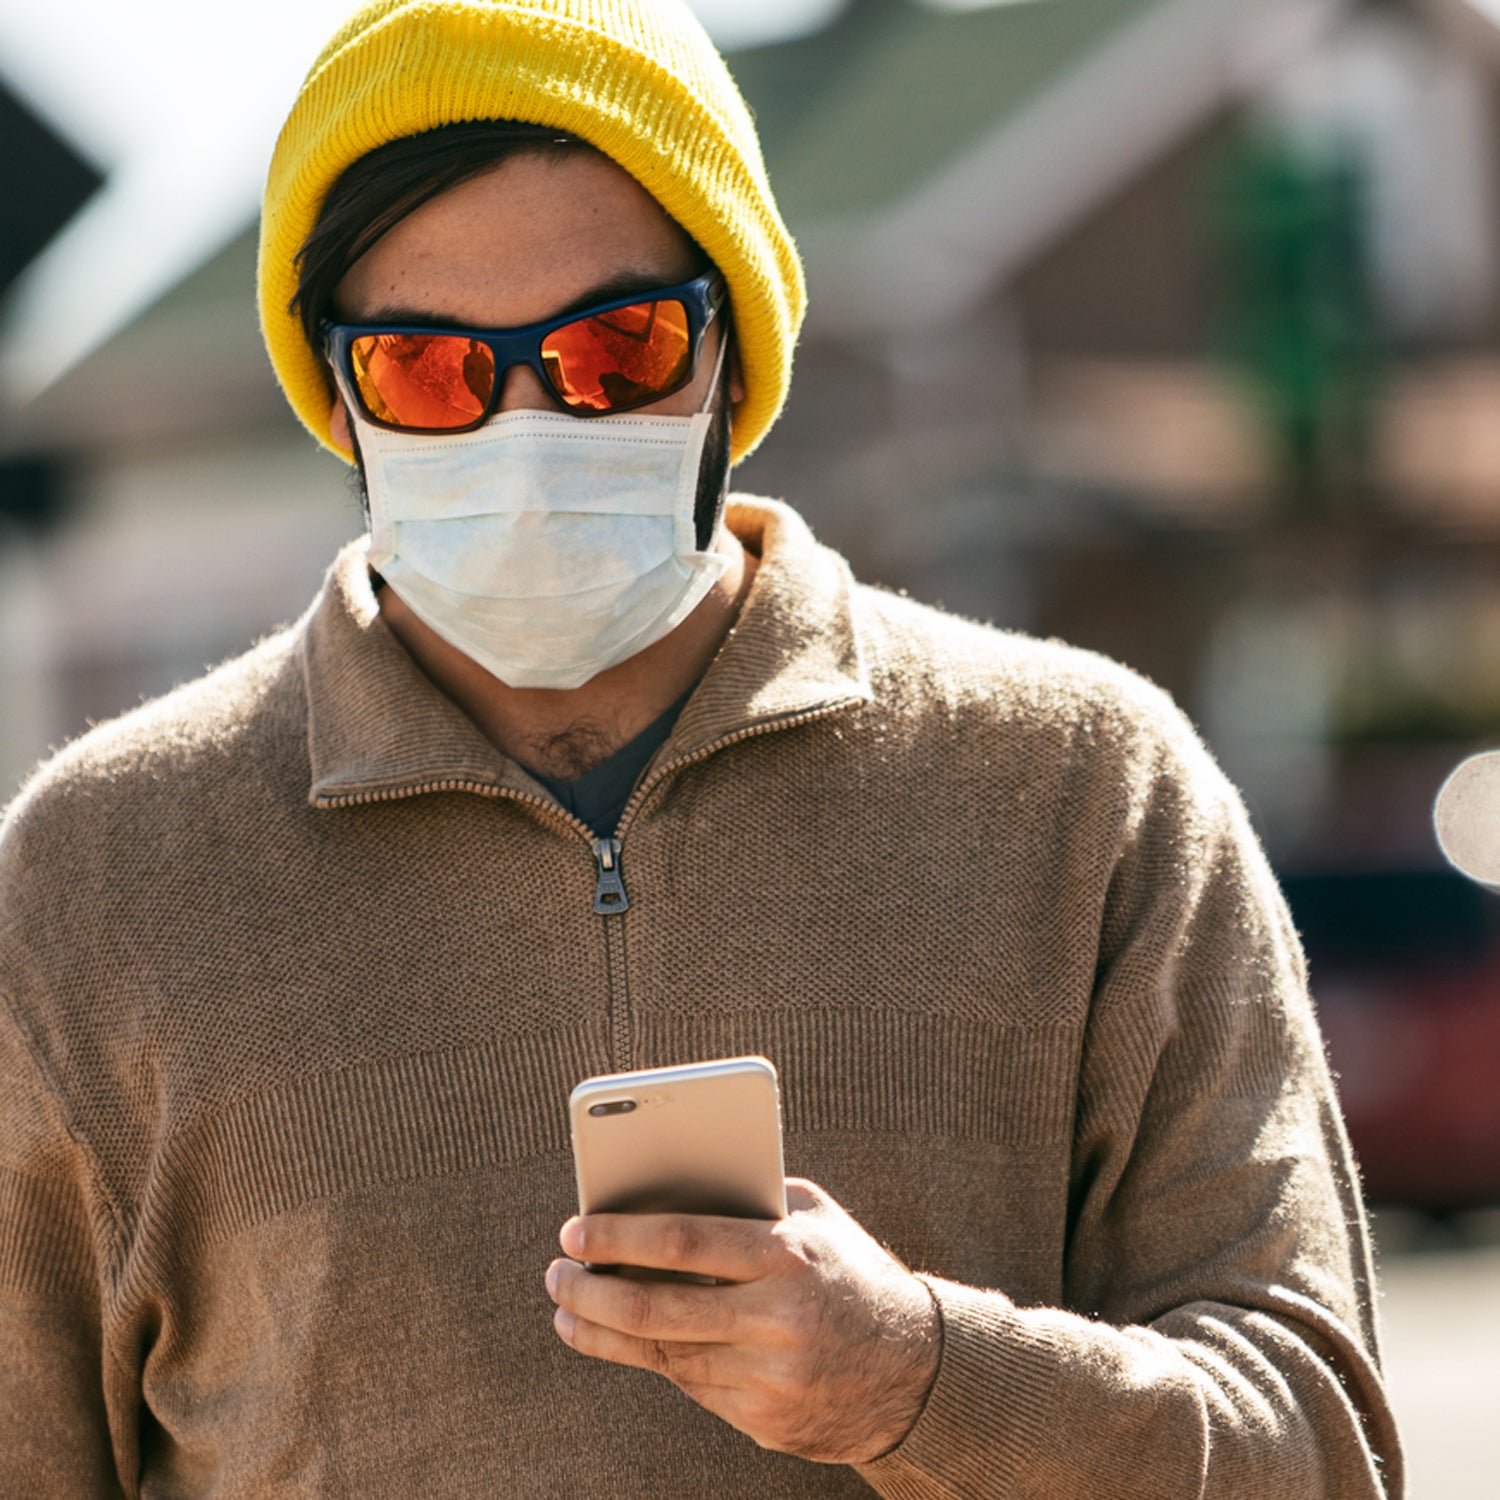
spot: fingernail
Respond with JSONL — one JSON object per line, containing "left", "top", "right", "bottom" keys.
{"left": 560, "top": 1217, "right": 584, "bottom": 1258}
{"left": 553, "top": 1307, "right": 577, "bottom": 1342}
{"left": 545, "top": 1260, "right": 563, "bottom": 1298}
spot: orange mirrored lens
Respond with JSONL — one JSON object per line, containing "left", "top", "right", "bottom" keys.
{"left": 350, "top": 334, "right": 495, "bottom": 430}
{"left": 541, "top": 299, "right": 692, "bottom": 412}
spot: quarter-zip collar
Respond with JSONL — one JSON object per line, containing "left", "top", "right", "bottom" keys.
{"left": 302, "top": 497, "right": 872, "bottom": 810}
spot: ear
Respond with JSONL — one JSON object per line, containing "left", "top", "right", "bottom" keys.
{"left": 729, "top": 341, "right": 746, "bottom": 406}
{"left": 329, "top": 395, "right": 352, "bottom": 451}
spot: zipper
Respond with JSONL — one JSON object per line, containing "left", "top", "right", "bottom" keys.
{"left": 314, "top": 780, "right": 591, "bottom": 827}
{"left": 592, "top": 836, "right": 633, "bottom": 1068}
{"left": 314, "top": 694, "right": 864, "bottom": 1069}
{"left": 312, "top": 695, "right": 862, "bottom": 847}
{"left": 613, "top": 696, "right": 864, "bottom": 839}
{"left": 601, "top": 696, "right": 861, "bottom": 1064}
{"left": 591, "top": 837, "right": 629, "bottom": 913}
{"left": 319, "top": 780, "right": 641, "bottom": 1068}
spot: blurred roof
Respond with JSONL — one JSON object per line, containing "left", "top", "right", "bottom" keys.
{"left": 733, "top": 0, "right": 1162, "bottom": 223}
{"left": 776, "top": 0, "right": 1358, "bottom": 331}
{"left": 0, "top": 78, "right": 101, "bottom": 300}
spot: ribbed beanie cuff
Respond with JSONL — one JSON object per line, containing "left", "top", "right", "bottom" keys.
{"left": 259, "top": 0, "right": 805, "bottom": 465}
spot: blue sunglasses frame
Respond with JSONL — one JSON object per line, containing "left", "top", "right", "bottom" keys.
{"left": 322, "top": 269, "right": 727, "bottom": 435}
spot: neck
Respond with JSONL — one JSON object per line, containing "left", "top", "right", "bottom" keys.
{"left": 375, "top": 529, "right": 758, "bottom": 780}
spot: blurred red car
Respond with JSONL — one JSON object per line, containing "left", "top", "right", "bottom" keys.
{"left": 1282, "top": 868, "right": 1500, "bottom": 1212}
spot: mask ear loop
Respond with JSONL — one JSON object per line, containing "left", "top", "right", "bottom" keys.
{"left": 696, "top": 325, "right": 730, "bottom": 414}
{"left": 685, "top": 330, "right": 733, "bottom": 557}
{"left": 693, "top": 331, "right": 735, "bottom": 555}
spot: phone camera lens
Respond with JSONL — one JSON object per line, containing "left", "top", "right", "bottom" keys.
{"left": 589, "top": 1099, "right": 638, "bottom": 1117}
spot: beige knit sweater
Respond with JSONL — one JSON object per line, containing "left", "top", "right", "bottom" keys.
{"left": 1, "top": 498, "right": 1400, "bottom": 1498}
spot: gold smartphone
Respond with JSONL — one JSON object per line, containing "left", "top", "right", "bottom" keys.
{"left": 569, "top": 1055, "right": 788, "bottom": 1225}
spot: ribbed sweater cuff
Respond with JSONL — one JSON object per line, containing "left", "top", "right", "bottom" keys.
{"left": 855, "top": 1275, "right": 1059, "bottom": 1498}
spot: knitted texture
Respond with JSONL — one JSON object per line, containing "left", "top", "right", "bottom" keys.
{"left": 259, "top": 0, "right": 805, "bottom": 465}
{"left": 0, "top": 501, "right": 1402, "bottom": 1496}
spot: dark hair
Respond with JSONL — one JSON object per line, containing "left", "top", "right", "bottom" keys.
{"left": 291, "top": 122, "right": 596, "bottom": 350}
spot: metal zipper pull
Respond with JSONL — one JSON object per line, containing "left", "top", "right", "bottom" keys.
{"left": 591, "top": 837, "right": 630, "bottom": 915}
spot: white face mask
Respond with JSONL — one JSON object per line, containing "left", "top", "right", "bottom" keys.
{"left": 347, "top": 346, "right": 729, "bottom": 691}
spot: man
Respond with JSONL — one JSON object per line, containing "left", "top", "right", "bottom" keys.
{"left": 0, "top": 1, "right": 1402, "bottom": 1495}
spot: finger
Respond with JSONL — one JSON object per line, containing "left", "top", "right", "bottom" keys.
{"left": 547, "top": 1258, "right": 748, "bottom": 1343}
{"left": 554, "top": 1310, "right": 824, "bottom": 1456}
{"left": 553, "top": 1306, "right": 737, "bottom": 1389}
{"left": 561, "top": 1211, "right": 776, "bottom": 1282}
{"left": 784, "top": 1178, "right": 828, "bottom": 1214}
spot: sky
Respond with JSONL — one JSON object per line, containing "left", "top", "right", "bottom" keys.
{"left": 0, "top": 0, "right": 1038, "bottom": 183}
{"left": 0, "top": 0, "right": 853, "bottom": 167}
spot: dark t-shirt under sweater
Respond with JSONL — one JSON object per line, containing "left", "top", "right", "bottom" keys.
{"left": 527, "top": 688, "right": 693, "bottom": 837}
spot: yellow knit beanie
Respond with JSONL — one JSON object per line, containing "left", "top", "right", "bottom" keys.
{"left": 259, "top": 0, "right": 805, "bottom": 465}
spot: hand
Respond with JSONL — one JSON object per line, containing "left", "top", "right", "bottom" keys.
{"left": 544, "top": 1178, "right": 941, "bottom": 1464}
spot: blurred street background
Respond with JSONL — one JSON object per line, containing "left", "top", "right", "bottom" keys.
{"left": 2, "top": 0, "right": 1498, "bottom": 1490}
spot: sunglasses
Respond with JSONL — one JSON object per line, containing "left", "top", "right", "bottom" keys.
{"left": 322, "top": 270, "right": 727, "bottom": 435}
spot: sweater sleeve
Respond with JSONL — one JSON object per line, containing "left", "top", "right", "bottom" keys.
{"left": 856, "top": 718, "right": 1403, "bottom": 1499}
{"left": 0, "top": 992, "right": 127, "bottom": 1499}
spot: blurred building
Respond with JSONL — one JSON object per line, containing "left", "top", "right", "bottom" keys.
{"left": 5, "top": 0, "right": 1500, "bottom": 1203}
{"left": 0, "top": 74, "right": 103, "bottom": 789}
{"left": 730, "top": 0, "right": 1500, "bottom": 872}
{"left": 4, "top": 0, "right": 1499, "bottom": 850}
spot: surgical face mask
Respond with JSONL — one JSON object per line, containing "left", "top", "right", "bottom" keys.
{"left": 347, "top": 343, "right": 729, "bottom": 691}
